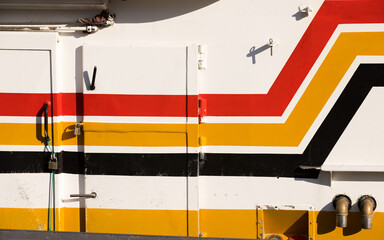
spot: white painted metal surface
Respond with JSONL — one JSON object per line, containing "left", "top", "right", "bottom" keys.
{"left": 198, "top": 174, "right": 384, "bottom": 212}
{"left": 323, "top": 87, "right": 384, "bottom": 171}
{"left": 0, "top": 50, "right": 51, "bottom": 93}
{"left": 2, "top": 173, "right": 384, "bottom": 213}
{"left": 0, "top": 0, "right": 109, "bottom": 10}
{"left": 82, "top": 45, "right": 188, "bottom": 95}
{"left": 1, "top": 0, "right": 384, "bottom": 236}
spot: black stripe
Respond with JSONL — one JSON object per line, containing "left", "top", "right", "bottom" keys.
{"left": 0, "top": 151, "right": 198, "bottom": 176}
{"left": 0, "top": 151, "right": 50, "bottom": 173}
{"left": 0, "top": 64, "right": 383, "bottom": 178}
{"left": 81, "top": 152, "right": 198, "bottom": 176}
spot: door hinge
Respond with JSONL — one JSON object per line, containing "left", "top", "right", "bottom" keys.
{"left": 198, "top": 97, "right": 207, "bottom": 123}
{"left": 199, "top": 136, "right": 207, "bottom": 161}
{"left": 198, "top": 45, "right": 207, "bottom": 70}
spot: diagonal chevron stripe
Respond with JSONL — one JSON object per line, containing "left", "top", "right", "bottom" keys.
{"left": 200, "top": 64, "right": 384, "bottom": 177}
{"left": 201, "top": 32, "right": 384, "bottom": 148}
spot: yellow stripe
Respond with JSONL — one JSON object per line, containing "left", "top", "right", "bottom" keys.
{"left": 2, "top": 208, "right": 384, "bottom": 239}
{"left": 201, "top": 32, "right": 384, "bottom": 146}
{"left": 86, "top": 209, "right": 192, "bottom": 236}
{"left": 0, "top": 208, "right": 49, "bottom": 231}
{"left": 80, "top": 122, "right": 187, "bottom": 147}
{"left": 0, "top": 122, "right": 199, "bottom": 147}
{"left": 199, "top": 209, "right": 257, "bottom": 238}
{"left": 0, "top": 208, "right": 195, "bottom": 236}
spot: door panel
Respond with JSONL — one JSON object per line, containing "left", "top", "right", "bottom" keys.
{"left": 0, "top": 32, "right": 56, "bottom": 231}
{"left": 0, "top": 49, "right": 53, "bottom": 148}
{"left": 82, "top": 45, "right": 187, "bottom": 95}
{"left": 0, "top": 49, "right": 53, "bottom": 157}
{"left": 0, "top": 50, "right": 51, "bottom": 93}
{"left": 81, "top": 45, "right": 189, "bottom": 235}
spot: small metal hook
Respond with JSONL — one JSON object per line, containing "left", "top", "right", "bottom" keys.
{"left": 268, "top": 38, "right": 278, "bottom": 56}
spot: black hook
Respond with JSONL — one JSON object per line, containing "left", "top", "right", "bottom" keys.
{"left": 90, "top": 66, "right": 97, "bottom": 90}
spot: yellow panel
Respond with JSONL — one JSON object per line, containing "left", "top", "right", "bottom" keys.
{"left": 86, "top": 209, "right": 189, "bottom": 236}
{"left": 0, "top": 208, "right": 82, "bottom": 232}
{"left": 57, "top": 208, "right": 84, "bottom": 232}
{"left": 199, "top": 209, "right": 257, "bottom": 238}
{"left": 263, "top": 210, "right": 308, "bottom": 235}
{"left": 0, "top": 208, "right": 48, "bottom": 231}
{"left": 188, "top": 210, "right": 199, "bottom": 237}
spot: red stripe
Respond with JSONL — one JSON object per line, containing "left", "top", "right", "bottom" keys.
{"left": 0, "top": 93, "right": 198, "bottom": 117}
{"left": 202, "top": 0, "right": 384, "bottom": 116}
{"left": 81, "top": 94, "right": 198, "bottom": 117}
{"left": 0, "top": 93, "right": 51, "bottom": 117}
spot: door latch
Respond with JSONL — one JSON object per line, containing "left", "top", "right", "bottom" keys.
{"left": 74, "top": 122, "right": 83, "bottom": 136}
{"left": 70, "top": 192, "right": 97, "bottom": 198}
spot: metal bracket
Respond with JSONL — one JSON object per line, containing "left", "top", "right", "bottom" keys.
{"left": 198, "top": 98, "right": 207, "bottom": 123}
{"left": 308, "top": 206, "right": 315, "bottom": 240}
{"left": 199, "top": 137, "right": 207, "bottom": 161}
{"left": 256, "top": 206, "right": 265, "bottom": 239}
{"left": 198, "top": 45, "right": 208, "bottom": 70}
{"left": 86, "top": 25, "right": 99, "bottom": 33}
{"left": 298, "top": 4, "right": 313, "bottom": 16}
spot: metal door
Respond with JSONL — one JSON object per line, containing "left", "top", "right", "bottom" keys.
{"left": 0, "top": 32, "right": 57, "bottom": 231}
{"left": 77, "top": 45, "right": 195, "bottom": 235}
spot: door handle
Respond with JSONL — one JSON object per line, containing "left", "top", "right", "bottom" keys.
{"left": 70, "top": 192, "right": 97, "bottom": 198}
{"left": 43, "top": 102, "right": 50, "bottom": 144}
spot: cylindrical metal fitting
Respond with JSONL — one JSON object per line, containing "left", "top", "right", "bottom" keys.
{"left": 332, "top": 194, "right": 352, "bottom": 228}
{"left": 358, "top": 195, "right": 376, "bottom": 229}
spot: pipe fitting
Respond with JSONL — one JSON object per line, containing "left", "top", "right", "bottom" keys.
{"left": 358, "top": 195, "right": 376, "bottom": 229}
{"left": 332, "top": 194, "right": 352, "bottom": 228}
